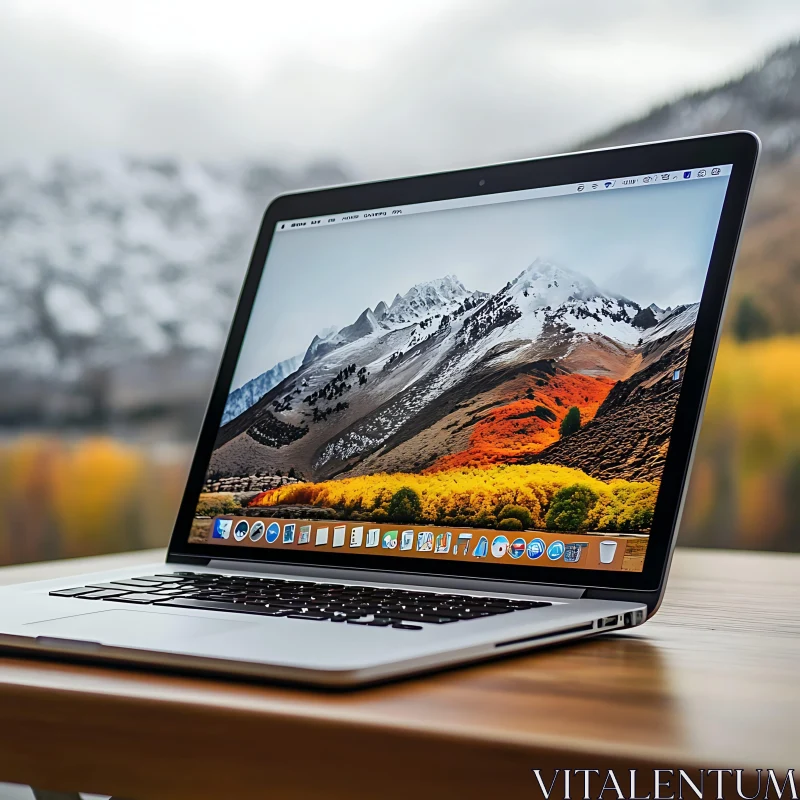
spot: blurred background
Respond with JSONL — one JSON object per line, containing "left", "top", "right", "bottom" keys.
{"left": 1, "top": 0, "right": 799, "bottom": 566}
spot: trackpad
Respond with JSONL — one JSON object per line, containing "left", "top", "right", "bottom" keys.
{"left": 24, "top": 609, "right": 250, "bottom": 650}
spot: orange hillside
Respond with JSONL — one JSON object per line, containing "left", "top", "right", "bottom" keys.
{"left": 427, "top": 373, "right": 615, "bottom": 472}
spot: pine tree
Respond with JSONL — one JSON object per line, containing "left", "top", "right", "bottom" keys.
{"left": 560, "top": 406, "right": 581, "bottom": 438}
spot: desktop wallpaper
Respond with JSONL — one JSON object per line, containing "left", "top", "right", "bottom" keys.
{"left": 190, "top": 175, "right": 730, "bottom": 572}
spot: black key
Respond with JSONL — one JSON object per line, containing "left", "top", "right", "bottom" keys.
{"left": 267, "top": 599, "right": 308, "bottom": 609}
{"left": 106, "top": 593, "right": 166, "bottom": 604}
{"left": 87, "top": 583, "right": 161, "bottom": 593}
{"left": 114, "top": 578, "right": 166, "bottom": 586}
{"left": 366, "top": 619, "right": 393, "bottom": 626}
{"left": 145, "top": 575, "right": 185, "bottom": 583}
{"left": 507, "top": 601, "right": 552, "bottom": 609}
{"left": 156, "top": 598, "right": 290, "bottom": 616}
{"left": 49, "top": 587, "right": 97, "bottom": 597}
{"left": 392, "top": 623, "right": 423, "bottom": 630}
{"left": 249, "top": 604, "right": 294, "bottom": 613}
{"left": 76, "top": 589, "right": 129, "bottom": 600}
{"left": 286, "top": 613, "right": 331, "bottom": 621}
{"left": 95, "top": 579, "right": 166, "bottom": 590}
{"left": 201, "top": 595, "right": 240, "bottom": 603}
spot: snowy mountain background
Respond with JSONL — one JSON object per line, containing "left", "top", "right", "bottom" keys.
{"left": 583, "top": 39, "right": 800, "bottom": 161}
{"left": 0, "top": 156, "right": 347, "bottom": 429}
{"left": 3, "top": 37, "right": 800, "bottom": 434}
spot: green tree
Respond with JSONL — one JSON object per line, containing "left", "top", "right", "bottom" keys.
{"left": 560, "top": 406, "right": 581, "bottom": 438}
{"left": 498, "top": 504, "right": 533, "bottom": 529}
{"left": 545, "top": 484, "right": 598, "bottom": 532}
{"left": 732, "top": 295, "right": 771, "bottom": 341}
{"left": 387, "top": 487, "right": 422, "bottom": 523}
{"left": 497, "top": 517, "right": 524, "bottom": 531}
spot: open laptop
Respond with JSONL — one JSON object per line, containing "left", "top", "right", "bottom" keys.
{"left": 0, "top": 133, "right": 758, "bottom": 687}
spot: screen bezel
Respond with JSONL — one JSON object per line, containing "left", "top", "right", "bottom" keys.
{"left": 167, "top": 132, "right": 759, "bottom": 593}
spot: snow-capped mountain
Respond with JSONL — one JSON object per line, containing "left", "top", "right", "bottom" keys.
{"left": 222, "top": 354, "right": 303, "bottom": 425}
{"left": 381, "top": 275, "right": 486, "bottom": 326}
{"left": 460, "top": 260, "right": 644, "bottom": 351}
{"left": 213, "top": 260, "right": 692, "bottom": 482}
{"left": 302, "top": 275, "right": 488, "bottom": 365}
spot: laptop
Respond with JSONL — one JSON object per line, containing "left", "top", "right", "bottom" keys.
{"left": 0, "top": 133, "right": 758, "bottom": 687}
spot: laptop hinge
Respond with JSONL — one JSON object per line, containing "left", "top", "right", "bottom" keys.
{"left": 166, "top": 554, "right": 211, "bottom": 566}
{"left": 205, "top": 558, "right": 585, "bottom": 599}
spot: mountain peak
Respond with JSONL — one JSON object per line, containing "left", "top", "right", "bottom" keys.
{"left": 508, "top": 259, "right": 607, "bottom": 306}
{"left": 340, "top": 307, "right": 381, "bottom": 339}
{"left": 647, "top": 303, "right": 671, "bottom": 322}
{"left": 382, "top": 274, "right": 484, "bottom": 326}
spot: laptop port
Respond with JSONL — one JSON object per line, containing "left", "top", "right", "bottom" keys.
{"left": 599, "top": 615, "right": 619, "bottom": 628}
{"left": 623, "top": 612, "right": 633, "bottom": 627}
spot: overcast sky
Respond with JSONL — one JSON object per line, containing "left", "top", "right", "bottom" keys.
{"left": 1, "top": 0, "right": 799, "bottom": 177}
{"left": 231, "top": 174, "right": 729, "bottom": 388}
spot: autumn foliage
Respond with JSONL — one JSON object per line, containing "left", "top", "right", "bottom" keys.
{"left": 0, "top": 436, "right": 184, "bottom": 565}
{"left": 428, "top": 373, "right": 614, "bottom": 471}
{"left": 250, "top": 462, "right": 657, "bottom": 533}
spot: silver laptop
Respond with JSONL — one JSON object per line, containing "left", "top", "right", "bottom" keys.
{"left": 0, "top": 133, "right": 758, "bottom": 687}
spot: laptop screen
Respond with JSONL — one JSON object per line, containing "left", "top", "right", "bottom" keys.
{"left": 191, "top": 165, "right": 732, "bottom": 573}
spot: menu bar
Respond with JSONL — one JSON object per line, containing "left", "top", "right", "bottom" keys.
{"left": 275, "top": 164, "right": 733, "bottom": 232}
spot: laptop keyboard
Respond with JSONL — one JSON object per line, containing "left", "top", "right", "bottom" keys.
{"left": 49, "top": 572, "right": 552, "bottom": 630}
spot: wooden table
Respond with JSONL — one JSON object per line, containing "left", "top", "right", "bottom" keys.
{"left": 0, "top": 548, "right": 797, "bottom": 799}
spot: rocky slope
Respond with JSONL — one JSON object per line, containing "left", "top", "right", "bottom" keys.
{"left": 527, "top": 307, "right": 696, "bottom": 482}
